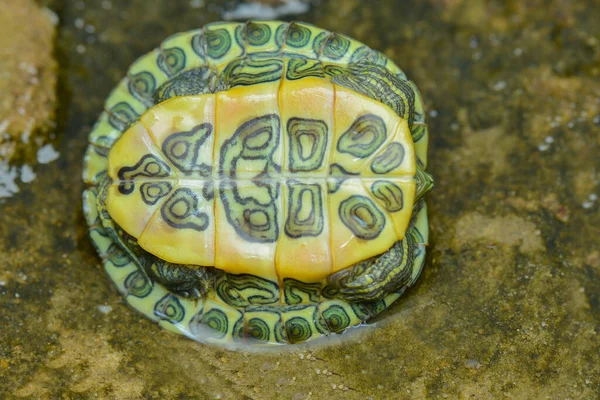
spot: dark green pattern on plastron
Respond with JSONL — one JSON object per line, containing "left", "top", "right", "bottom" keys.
{"left": 323, "top": 64, "right": 346, "bottom": 78}
{"left": 160, "top": 188, "right": 210, "bottom": 231}
{"left": 162, "top": 123, "right": 213, "bottom": 177}
{"left": 158, "top": 47, "right": 186, "bottom": 77}
{"left": 337, "top": 114, "right": 387, "bottom": 158}
{"left": 140, "top": 182, "right": 172, "bottom": 206}
{"left": 287, "top": 117, "right": 328, "bottom": 171}
{"left": 283, "top": 278, "right": 321, "bottom": 305}
{"left": 331, "top": 64, "right": 416, "bottom": 127}
{"left": 154, "top": 294, "right": 185, "bottom": 322}
{"left": 370, "top": 142, "right": 405, "bottom": 174}
{"left": 339, "top": 195, "right": 386, "bottom": 240}
{"left": 286, "top": 58, "right": 324, "bottom": 80}
{"left": 349, "top": 302, "right": 372, "bottom": 321}
{"left": 327, "top": 163, "right": 357, "bottom": 193}
{"left": 285, "top": 181, "right": 324, "bottom": 238}
{"left": 370, "top": 181, "right": 403, "bottom": 212}
{"left": 219, "top": 115, "right": 281, "bottom": 243}
{"left": 328, "top": 235, "right": 413, "bottom": 302}
{"left": 222, "top": 57, "right": 283, "bottom": 87}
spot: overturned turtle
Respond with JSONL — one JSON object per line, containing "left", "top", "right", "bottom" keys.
{"left": 82, "top": 20, "right": 433, "bottom": 345}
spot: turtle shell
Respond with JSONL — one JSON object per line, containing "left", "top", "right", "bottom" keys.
{"left": 82, "top": 21, "right": 432, "bottom": 345}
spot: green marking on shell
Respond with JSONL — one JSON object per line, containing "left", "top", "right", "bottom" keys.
{"left": 158, "top": 47, "right": 186, "bottom": 77}
{"left": 128, "top": 71, "right": 156, "bottom": 104}
{"left": 247, "top": 22, "right": 271, "bottom": 46}
{"left": 286, "top": 58, "right": 324, "bottom": 80}
{"left": 125, "top": 270, "right": 153, "bottom": 298}
{"left": 154, "top": 294, "right": 186, "bottom": 322}
{"left": 285, "top": 181, "right": 324, "bottom": 238}
{"left": 286, "top": 23, "right": 311, "bottom": 48}
{"left": 370, "top": 181, "right": 403, "bottom": 212}
{"left": 106, "top": 243, "right": 130, "bottom": 267}
{"left": 161, "top": 188, "right": 210, "bottom": 232}
{"left": 162, "top": 122, "right": 212, "bottom": 176}
{"left": 246, "top": 318, "right": 270, "bottom": 341}
{"left": 205, "top": 28, "right": 232, "bottom": 59}
{"left": 201, "top": 308, "right": 229, "bottom": 338}
{"left": 154, "top": 67, "right": 219, "bottom": 103}
{"left": 283, "top": 279, "right": 321, "bottom": 305}
{"left": 285, "top": 316, "right": 312, "bottom": 343}
{"left": 339, "top": 195, "right": 386, "bottom": 240}
{"left": 321, "top": 33, "right": 351, "bottom": 60}
{"left": 223, "top": 57, "right": 283, "bottom": 87}
{"left": 286, "top": 117, "right": 328, "bottom": 171}
{"left": 219, "top": 114, "right": 281, "bottom": 243}
{"left": 370, "top": 142, "right": 405, "bottom": 174}
{"left": 337, "top": 114, "right": 387, "bottom": 158}
{"left": 83, "top": 20, "right": 434, "bottom": 346}
{"left": 322, "top": 304, "right": 351, "bottom": 333}
{"left": 139, "top": 181, "right": 172, "bottom": 206}
{"left": 218, "top": 273, "right": 280, "bottom": 307}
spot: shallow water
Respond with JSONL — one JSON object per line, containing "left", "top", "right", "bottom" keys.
{"left": 1, "top": 0, "right": 599, "bottom": 398}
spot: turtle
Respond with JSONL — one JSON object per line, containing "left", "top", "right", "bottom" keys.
{"left": 82, "top": 20, "right": 434, "bottom": 346}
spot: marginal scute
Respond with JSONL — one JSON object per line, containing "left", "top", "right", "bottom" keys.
{"left": 286, "top": 118, "right": 329, "bottom": 172}
{"left": 138, "top": 183, "right": 215, "bottom": 267}
{"left": 337, "top": 114, "right": 387, "bottom": 158}
{"left": 285, "top": 23, "right": 312, "bottom": 48}
{"left": 332, "top": 85, "right": 402, "bottom": 174}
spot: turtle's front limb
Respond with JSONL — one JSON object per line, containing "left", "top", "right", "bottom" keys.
{"left": 145, "top": 257, "right": 214, "bottom": 299}
{"left": 326, "top": 234, "right": 416, "bottom": 302}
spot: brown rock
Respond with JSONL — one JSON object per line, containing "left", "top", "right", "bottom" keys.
{"left": 0, "top": 0, "right": 57, "bottom": 163}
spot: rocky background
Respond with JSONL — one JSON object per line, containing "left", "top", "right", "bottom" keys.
{"left": 0, "top": 0, "right": 598, "bottom": 398}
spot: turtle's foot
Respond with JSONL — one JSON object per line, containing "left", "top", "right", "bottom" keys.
{"left": 145, "top": 258, "right": 213, "bottom": 299}
{"left": 326, "top": 238, "right": 414, "bottom": 302}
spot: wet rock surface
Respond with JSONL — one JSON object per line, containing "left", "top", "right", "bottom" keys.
{"left": 0, "top": 0, "right": 58, "bottom": 164}
{"left": 0, "top": 0, "right": 599, "bottom": 398}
